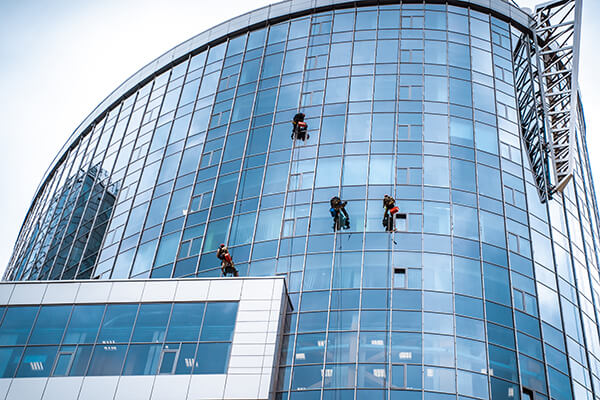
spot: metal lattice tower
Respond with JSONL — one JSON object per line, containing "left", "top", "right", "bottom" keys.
{"left": 534, "top": 0, "right": 583, "bottom": 193}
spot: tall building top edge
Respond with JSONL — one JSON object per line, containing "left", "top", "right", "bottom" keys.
{"left": 30, "top": 0, "right": 532, "bottom": 220}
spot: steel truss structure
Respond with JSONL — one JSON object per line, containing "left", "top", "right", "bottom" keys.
{"left": 534, "top": 0, "right": 583, "bottom": 194}
{"left": 514, "top": 33, "right": 553, "bottom": 203}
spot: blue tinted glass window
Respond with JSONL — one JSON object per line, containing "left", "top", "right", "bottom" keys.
{"left": 448, "top": 43, "right": 470, "bottom": 69}
{"left": 456, "top": 337, "right": 486, "bottom": 372}
{"left": 68, "top": 345, "right": 93, "bottom": 376}
{"left": 293, "top": 364, "right": 325, "bottom": 390}
{"left": 392, "top": 311, "right": 421, "bottom": 331}
{"left": 423, "top": 366, "right": 455, "bottom": 392}
{"left": 488, "top": 344, "right": 518, "bottom": 381}
{"left": 376, "top": 40, "right": 398, "bottom": 63}
{"left": 330, "top": 43, "right": 352, "bottom": 66}
{"left": 132, "top": 303, "right": 171, "bottom": 343}
{"left": 167, "top": 303, "right": 205, "bottom": 342}
{"left": 424, "top": 76, "right": 448, "bottom": 102}
{"left": 195, "top": 343, "right": 231, "bottom": 374}
{"left": 0, "top": 306, "right": 38, "bottom": 345}
{"left": 352, "top": 41, "right": 375, "bottom": 64}
{"left": 424, "top": 333, "right": 455, "bottom": 367}
{"left": 453, "top": 204, "right": 478, "bottom": 239}
{"left": 52, "top": 346, "right": 76, "bottom": 376}
{"left": 457, "top": 370, "right": 488, "bottom": 399}
{"left": 175, "top": 343, "right": 198, "bottom": 374}
{"left": 0, "top": 347, "right": 23, "bottom": 378}
{"left": 16, "top": 346, "right": 58, "bottom": 377}
{"left": 326, "top": 332, "right": 358, "bottom": 363}
{"left": 200, "top": 302, "right": 238, "bottom": 341}
{"left": 29, "top": 305, "right": 72, "bottom": 344}
{"left": 449, "top": 78, "right": 472, "bottom": 107}
{"left": 333, "top": 13, "right": 354, "bottom": 32}
{"left": 484, "top": 264, "right": 511, "bottom": 304}
{"left": 87, "top": 344, "right": 127, "bottom": 375}
{"left": 97, "top": 304, "right": 138, "bottom": 343}
{"left": 451, "top": 159, "right": 476, "bottom": 192}
{"left": 449, "top": 117, "right": 473, "bottom": 146}
{"left": 391, "top": 332, "right": 421, "bottom": 364}
{"left": 122, "top": 344, "right": 161, "bottom": 375}
{"left": 295, "top": 333, "right": 326, "bottom": 364}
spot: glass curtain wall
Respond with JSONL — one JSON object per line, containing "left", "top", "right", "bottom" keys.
{"left": 5, "top": 2, "right": 600, "bottom": 400}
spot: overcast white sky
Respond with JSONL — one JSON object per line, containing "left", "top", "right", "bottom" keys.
{"left": 0, "top": 0, "right": 598, "bottom": 277}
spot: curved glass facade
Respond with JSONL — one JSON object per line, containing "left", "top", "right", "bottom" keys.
{"left": 5, "top": 1, "right": 600, "bottom": 399}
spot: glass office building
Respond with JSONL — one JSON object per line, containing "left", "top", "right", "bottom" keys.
{"left": 4, "top": 0, "right": 599, "bottom": 399}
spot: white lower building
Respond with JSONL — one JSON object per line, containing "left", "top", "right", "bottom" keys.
{"left": 0, "top": 277, "right": 288, "bottom": 400}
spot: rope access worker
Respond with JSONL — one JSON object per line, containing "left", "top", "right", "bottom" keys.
{"left": 382, "top": 194, "right": 399, "bottom": 232}
{"left": 330, "top": 196, "right": 350, "bottom": 230}
{"left": 217, "top": 244, "right": 238, "bottom": 277}
{"left": 291, "top": 112, "right": 309, "bottom": 141}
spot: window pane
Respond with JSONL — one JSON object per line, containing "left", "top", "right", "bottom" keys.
{"left": 52, "top": 346, "right": 75, "bottom": 376}
{"left": 97, "top": 304, "right": 138, "bottom": 343}
{"left": 424, "top": 333, "right": 455, "bottom": 367}
{"left": 87, "top": 344, "right": 127, "bottom": 376}
{"left": 16, "top": 346, "right": 58, "bottom": 377}
{"left": 423, "top": 366, "right": 455, "bottom": 392}
{"left": 456, "top": 337, "right": 487, "bottom": 373}
{"left": 175, "top": 343, "right": 198, "bottom": 374}
{"left": 0, "top": 306, "right": 38, "bottom": 345}
{"left": 195, "top": 343, "right": 231, "bottom": 374}
{"left": 159, "top": 349, "right": 177, "bottom": 374}
{"left": 391, "top": 332, "right": 421, "bottom": 363}
{"left": 200, "top": 302, "right": 238, "bottom": 341}
{"left": 122, "top": 344, "right": 162, "bottom": 375}
{"left": 68, "top": 345, "right": 93, "bottom": 376}
{"left": 131, "top": 303, "right": 171, "bottom": 343}
{"left": 0, "top": 347, "right": 24, "bottom": 378}
{"left": 64, "top": 305, "right": 105, "bottom": 344}
{"left": 167, "top": 303, "right": 205, "bottom": 342}
{"left": 29, "top": 305, "right": 72, "bottom": 344}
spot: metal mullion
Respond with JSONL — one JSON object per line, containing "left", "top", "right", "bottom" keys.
{"left": 11, "top": 149, "right": 65, "bottom": 275}
{"left": 558, "top": 189, "right": 597, "bottom": 396}
{"left": 8, "top": 168, "right": 60, "bottom": 280}
{"left": 279, "top": 23, "right": 313, "bottom": 273}
{"left": 464, "top": 7, "right": 499, "bottom": 398}
{"left": 62, "top": 94, "right": 140, "bottom": 279}
{"left": 386, "top": 5, "right": 404, "bottom": 395}
{"left": 31, "top": 147, "right": 82, "bottom": 278}
{"left": 338, "top": 9, "right": 362, "bottom": 396}
{"left": 502, "top": 24, "right": 557, "bottom": 399}
{"left": 41, "top": 129, "right": 96, "bottom": 279}
{"left": 9, "top": 304, "right": 42, "bottom": 378}
{"left": 411, "top": 6, "right": 427, "bottom": 394}
{"left": 510, "top": 47, "right": 574, "bottom": 395}
{"left": 89, "top": 100, "right": 146, "bottom": 279}
{"left": 565, "top": 138, "right": 600, "bottom": 397}
{"left": 318, "top": 10, "right": 347, "bottom": 399}
{"left": 435, "top": 6, "right": 464, "bottom": 398}
{"left": 222, "top": 33, "right": 266, "bottom": 254}
{"left": 132, "top": 57, "right": 197, "bottom": 279}
{"left": 85, "top": 87, "right": 155, "bottom": 279}
{"left": 372, "top": 8, "right": 394, "bottom": 396}
{"left": 29, "top": 123, "right": 103, "bottom": 280}
{"left": 282, "top": 15, "right": 328, "bottom": 396}
{"left": 123, "top": 67, "right": 198, "bottom": 277}
{"left": 245, "top": 26, "right": 290, "bottom": 270}
{"left": 155, "top": 50, "right": 215, "bottom": 277}
{"left": 193, "top": 38, "right": 264, "bottom": 274}
{"left": 78, "top": 90, "right": 153, "bottom": 279}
